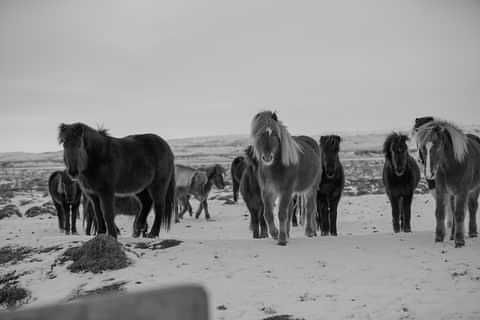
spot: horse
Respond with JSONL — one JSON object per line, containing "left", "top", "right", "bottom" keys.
{"left": 317, "top": 135, "right": 345, "bottom": 236}
{"left": 382, "top": 133, "right": 420, "bottom": 233}
{"left": 231, "top": 156, "right": 247, "bottom": 202}
{"left": 58, "top": 123, "right": 175, "bottom": 239}
{"left": 416, "top": 120, "right": 480, "bottom": 247}
{"left": 251, "top": 111, "right": 322, "bottom": 245}
{"left": 174, "top": 164, "right": 226, "bottom": 221}
{"left": 240, "top": 146, "right": 268, "bottom": 239}
{"left": 48, "top": 170, "right": 82, "bottom": 234}
{"left": 414, "top": 117, "right": 480, "bottom": 240}
{"left": 83, "top": 196, "right": 141, "bottom": 236}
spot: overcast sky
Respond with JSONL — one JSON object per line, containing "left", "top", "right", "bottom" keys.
{"left": 1, "top": 0, "right": 479, "bottom": 152}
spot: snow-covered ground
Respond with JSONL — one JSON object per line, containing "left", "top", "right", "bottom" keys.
{"left": 2, "top": 192, "right": 480, "bottom": 320}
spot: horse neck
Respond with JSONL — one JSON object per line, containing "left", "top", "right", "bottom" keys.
{"left": 85, "top": 129, "right": 109, "bottom": 160}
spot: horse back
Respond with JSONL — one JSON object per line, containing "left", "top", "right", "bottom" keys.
{"left": 48, "top": 171, "right": 64, "bottom": 203}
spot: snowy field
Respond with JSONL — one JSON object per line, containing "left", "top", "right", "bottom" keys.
{"left": 2, "top": 189, "right": 480, "bottom": 320}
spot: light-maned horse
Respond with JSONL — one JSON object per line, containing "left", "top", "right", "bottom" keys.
{"left": 416, "top": 120, "right": 480, "bottom": 247}
{"left": 251, "top": 111, "right": 322, "bottom": 245}
{"left": 382, "top": 133, "right": 420, "bottom": 233}
{"left": 414, "top": 117, "right": 480, "bottom": 240}
{"left": 58, "top": 123, "right": 175, "bottom": 239}
{"left": 48, "top": 170, "right": 82, "bottom": 234}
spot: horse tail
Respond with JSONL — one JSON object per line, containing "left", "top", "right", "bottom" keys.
{"left": 163, "top": 173, "right": 176, "bottom": 231}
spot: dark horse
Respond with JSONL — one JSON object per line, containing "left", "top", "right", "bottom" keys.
{"left": 231, "top": 156, "right": 247, "bottom": 202}
{"left": 382, "top": 133, "right": 420, "bottom": 233}
{"left": 58, "top": 123, "right": 175, "bottom": 239}
{"left": 251, "top": 111, "right": 322, "bottom": 245}
{"left": 48, "top": 170, "right": 82, "bottom": 234}
{"left": 317, "top": 135, "right": 345, "bottom": 236}
{"left": 240, "top": 146, "right": 268, "bottom": 239}
{"left": 416, "top": 120, "right": 480, "bottom": 247}
{"left": 414, "top": 117, "right": 480, "bottom": 240}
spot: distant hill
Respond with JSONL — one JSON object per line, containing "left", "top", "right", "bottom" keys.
{"left": 1, "top": 125, "right": 479, "bottom": 167}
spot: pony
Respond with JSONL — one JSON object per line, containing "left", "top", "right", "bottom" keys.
{"left": 317, "top": 135, "right": 345, "bottom": 236}
{"left": 251, "top": 111, "right": 322, "bottom": 245}
{"left": 48, "top": 170, "right": 82, "bottom": 234}
{"left": 414, "top": 117, "right": 480, "bottom": 240}
{"left": 83, "top": 196, "right": 141, "bottom": 236}
{"left": 382, "top": 133, "right": 420, "bottom": 233}
{"left": 416, "top": 120, "right": 480, "bottom": 247}
{"left": 174, "top": 164, "right": 226, "bottom": 221}
{"left": 58, "top": 123, "right": 175, "bottom": 239}
{"left": 240, "top": 146, "right": 268, "bottom": 238}
{"left": 231, "top": 156, "right": 247, "bottom": 202}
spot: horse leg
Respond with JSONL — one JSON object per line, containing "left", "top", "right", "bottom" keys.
{"left": 233, "top": 179, "right": 239, "bottom": 203}
{"left": 54, "top": 202, "right": 65, "bottom": 232}
{"left": 448, "top": 196, "right": 455, "bottom": 240}
{"left": 133, "top": 189, "right": 153, "bottom": 238}
{"left": 203, "top": 200, "right": 211, "bottom": 220}
{"left": 434, "top": 192, "right": 448, "bottom": 242}
{"left": 389, "top": 195, "right": 401, "bottom": 233}
{"left": 468, "top": 191, "right": 479, "bottom": 238}
{"left": 98, "top": 192, "right": 117, "bottom": 238}
{"left": 402, "top": 193, "right": 413, "bottom": 233}
{"left": 195, "top": 200, "right": 204, "bottom": 219}
{"left": 248, "top": 203, "right": 260, "bottom": 239}
{"left": 305, "top": 191, "right": 318, "bottom": 237}
{"left": 277, "top": 195, "right": 292, "bottom": 246}
{"left": 454, "top": 193, "right": 468, "bottom": 248}
{"left": 64, "top": 203, "right": 71, "bottom": 235}
{"left": 262, "top": 190, "right": 278, "bottom": 239}
{"left": 328, "top": 196, "right": 340, "bottom": 236}
{"left": 147, "top": 179, "right": 171, "bottom": 238}
{"left": 291, "top": 202, "right": 298, "bottom": 227}
{"left": 318, "top": 194, "right": 329, "bottom": 236}
{"left": 71, "top": 202, "right": 80, "bottom": 235}
{"left": 85, "top": 204, "right": 94, "bottom": 236}
{"left": 90, "top": 195, "right": 107, "bottom": 234}
{"left": 174, "top": 197, "right": 180, "bottom": 223}
{"left": 259, "top": 207, "right": 268, "bottom": 238}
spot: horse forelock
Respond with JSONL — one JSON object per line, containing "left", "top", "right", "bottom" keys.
{"left": 416, "top": 121, "right": 468, "bottom": 163}
{"left": 250, "top": 111, "right": 301, "bottom": 166}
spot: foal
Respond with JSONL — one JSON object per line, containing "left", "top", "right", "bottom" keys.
{"left": 382, "top": 133, "right": 420, "bottom": 233}
{"left": 317, "top": 135, "right": 345, "bottom": 236}
{"left": 48, "top": 170, "right": 82, "bottom": 234}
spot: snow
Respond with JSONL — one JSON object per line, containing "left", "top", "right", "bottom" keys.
{"left": 2, "top": 192, "right": 480, "bottom": 320}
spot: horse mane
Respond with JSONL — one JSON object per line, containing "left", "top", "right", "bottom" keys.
{"left": 244, "top": 145, "right": 258, "bottom": 167}
{"left": 58, "top": 123, "right": 110, "bottom": 144}
{"left": 383, "top": 132, "right": 409, "bottom": 160}
{"left": 415, "top": 120, "right": 468, "bottom": 163}
{"left": 250, "top": 111, "right": 301, "bottom": 166}
{"left": 320, "top": 135, "right": 342, "bottom": 151}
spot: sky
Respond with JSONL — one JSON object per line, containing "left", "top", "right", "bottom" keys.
{"left": 0, "top": 0, "right": 479, "bottom": 152}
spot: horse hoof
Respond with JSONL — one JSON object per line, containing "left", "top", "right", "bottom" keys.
{"left": 306, "top": 230, "right": 317, "bottom": 238}
{"left": 469, "top": 233, "right": 478, "bottom": 238}
{"left": 320, "top": 231, "right": 329, "bottom": 237}
{"left": 404, "top": 228, "right": 412, "bottom": 233}
{"left": 132, "top": 230, "right": 141, "bottom": 238}
{"left": 331, "top": 232, "right": 338, "bottom": 237}
{"left": 455, "top": 240, "right": 465, "bottom": 248}
{"left": 175, "top": 219, "right": 180, "bottom": 224}
{"left": 147, "top": 232, "right": 159, "bottom": 238}
{"left": 277, "top": 240, "right": 287, "bottom": 246}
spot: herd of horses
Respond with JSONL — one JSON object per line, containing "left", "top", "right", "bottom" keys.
{"left": 49, "top": 111, "right": 480, "bottom": 248}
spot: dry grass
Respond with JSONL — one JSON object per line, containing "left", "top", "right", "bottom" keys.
{"left": 62, "top": 235, "right": 130, "bottom": 274}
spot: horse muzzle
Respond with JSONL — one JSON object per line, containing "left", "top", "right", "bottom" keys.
{"left": 261, "top": 154, "right": 274, "bottom": 166}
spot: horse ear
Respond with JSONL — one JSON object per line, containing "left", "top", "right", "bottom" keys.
{"left": 58, "top": 123, "right": 67, "bottom": 144}
{"left": 271, "top": 112, "right": 278, "bottom": 122}
{"left": 319, "top": 136, "right": 327, "bottom": 146}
